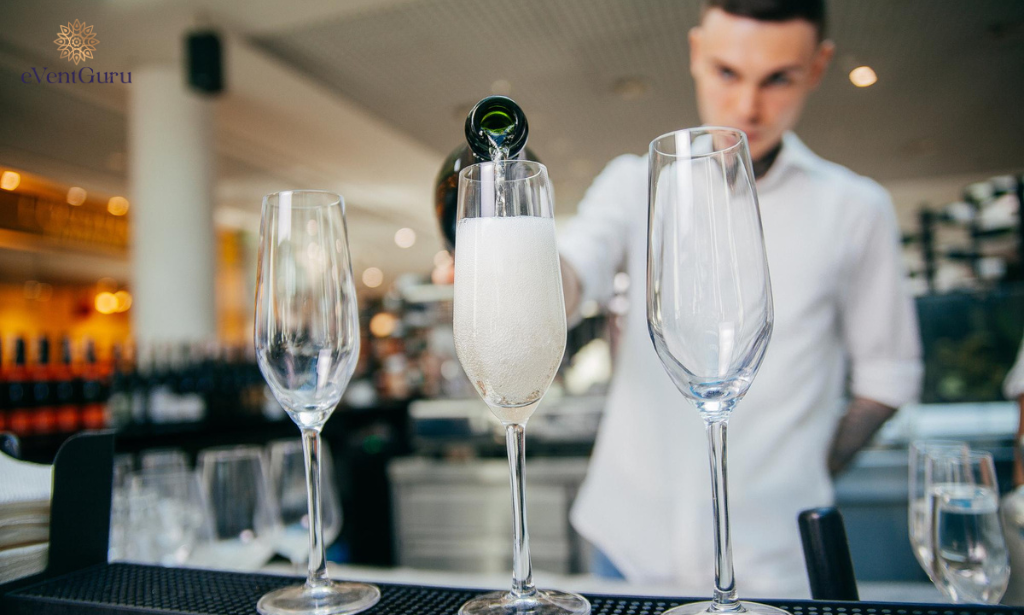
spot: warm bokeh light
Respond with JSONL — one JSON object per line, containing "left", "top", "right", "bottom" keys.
{"left": 849, "top": 66, "right": 878, "bottom": 87}
{"left": 107, "top": 196, "right": 130, "bottom": 216}
{"left": 362, "top": 267, "right": 384, "bottom": 288}
{"left": 433, "top": 250, "right": 453, "bottom": 268}
{"left": 67, "top": 186, "right": 87, "bottom": 206}
{"left": 95, "top": 291, "right": 118, "bottom": 314}
{"left": 114, "top": 290, "right": 132, "bottom": 312}
{"left": 369, "top": 312, "right": 397, "bottom": 338}
{"left": 0, "top": 171, "right": 21, "bottom": 191}
{"left": 394, "top": 227, "right": 416, "bottom": 249}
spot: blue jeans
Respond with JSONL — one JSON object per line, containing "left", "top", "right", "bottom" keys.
{"left": 590, "top": 547, "right": 626, "bottom": 579}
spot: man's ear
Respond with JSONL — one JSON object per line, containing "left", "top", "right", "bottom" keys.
{"left": 809, "top": 39, "right": 835, "bottom": 90}
{"left": 689, "top": 26, "right": 703, "bottom": 79}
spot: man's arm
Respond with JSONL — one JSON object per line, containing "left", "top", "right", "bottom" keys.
{"left": 1015, "top": 394, "right": 1024, "bottom": 486}
{"left": 834, "top": 184, "right": 924, "bottom": 476}
{"left": 561, "top": 257, "right": 583, "bottom": 319}
{"left": 827, "top": 396, "right": 896, "bottom": 476}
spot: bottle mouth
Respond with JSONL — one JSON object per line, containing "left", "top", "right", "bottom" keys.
{"left": 465, "top": 96, "right": 528, "bottom": 159}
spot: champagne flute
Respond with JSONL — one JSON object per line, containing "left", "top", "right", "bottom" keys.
{"left": 254, "top": 190, "right": 379, "bottom": 615}
{"left": 908, "top": 440, "right": 969, "bottom": 578}
{"left": 647, "top": 128, "right": 780, "bottom": 615}
{"left": 453, "top": 160, "right": 589, "bottom": 615}
{"left": 927, "top": 450, "right": 1009, "bottom": 603}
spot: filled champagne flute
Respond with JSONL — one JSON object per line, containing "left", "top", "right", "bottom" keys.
{"left": 453, "top": 160, "right": 590, "bottom": 615}
{"left": 254, "top": 190, "right": 379, "bottom": 615}
{"left": 647, "top": 128, "right": 781, "bottom": 615}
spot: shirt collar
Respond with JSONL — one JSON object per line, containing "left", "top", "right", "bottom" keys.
{"left": 757, "top": 131, "right": 821, "bottom": 189}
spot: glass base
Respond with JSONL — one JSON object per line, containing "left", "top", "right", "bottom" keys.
{"left": 664, "top": 601, "right": 790, "bottom": 615}
{"left": 257, "top": 580, "right": 380, "bottom": 615}
{"left": 459, "top": 589, "right": 591, "bottom": 615}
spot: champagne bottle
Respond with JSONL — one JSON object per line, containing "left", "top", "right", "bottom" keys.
{"left": 433, "top": 96, "right": 535, "bottom": 251}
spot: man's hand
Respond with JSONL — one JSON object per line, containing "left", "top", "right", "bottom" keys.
{"left": 827, "top": 397, "right": 897, "bottom": 476}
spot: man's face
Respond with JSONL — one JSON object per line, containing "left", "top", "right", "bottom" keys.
{"left": 689, "top": 8, "right": 833, "bottom": 160}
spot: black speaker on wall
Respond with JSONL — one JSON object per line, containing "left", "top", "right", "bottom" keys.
{"left": 187, "top": 31, "right": 223, "bottom": 95}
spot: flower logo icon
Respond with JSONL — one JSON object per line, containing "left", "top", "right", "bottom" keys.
{"left": 54, "top": 20, "right": 99, "bottom": 65}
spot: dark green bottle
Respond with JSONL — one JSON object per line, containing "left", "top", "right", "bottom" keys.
{"left": 434, "top": 96, "right": 535, "bottom": 251}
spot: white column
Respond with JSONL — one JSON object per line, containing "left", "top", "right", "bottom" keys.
{"left": 129, "top": 65, "right": 217, "bottom": 341}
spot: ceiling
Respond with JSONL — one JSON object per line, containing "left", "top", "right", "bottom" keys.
{"left": 0, "top": 0, "right": 1022, "bottom": 286}
{"left": 253, "top": 0, "right": 1024, "bottom": 208}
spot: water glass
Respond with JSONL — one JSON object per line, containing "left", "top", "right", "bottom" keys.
{"left": 929, "top": 450, "right": 1010, "bottom": 603}
{"left": 125, "top": 468, "right": 211, "bottom": 566}
{"left": 193, "top": 446, "right": 279, "bottom": 571}
{"left": 908, "top": 440, "right": 969, "bottom": 575}
{"left": 268, "top": 438, "right": 343, "bottom": 566}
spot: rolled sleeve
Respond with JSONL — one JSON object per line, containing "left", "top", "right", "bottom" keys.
{"left": 1004, "top": 337, "right": 1024, "bottom": 400}
{"left": 840, "top": 184, "right": 924, "bottom": 408}
{"left": 557, "top": 154, "right": 644, "bottom": 314}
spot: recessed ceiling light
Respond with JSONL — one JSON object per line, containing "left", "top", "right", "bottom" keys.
{"left": 611, "top": 77, "right": 650, "bottom": 101}
{"left": 849, "top": 66, "right": 877, "bottom": 87}
{"left": 490, "top": 79, "right": 512, "bottom": 96}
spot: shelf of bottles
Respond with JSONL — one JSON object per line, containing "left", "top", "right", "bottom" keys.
{"left": 905, "top": 173, "right": 1024, "bottom": 294}
{"left": 0, "top": 336, "right": 272, "bottom": 441}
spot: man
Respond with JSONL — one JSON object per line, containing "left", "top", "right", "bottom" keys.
{"left": 558, "top": 0, "right": 924, "bottom": 598}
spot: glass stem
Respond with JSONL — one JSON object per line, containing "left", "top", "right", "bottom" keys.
{"left": 505, "top": 422, "right": 536, "bottom": 598}
{"left": 704, "top": 413, "right": 740, "bottom": 611}
{"left": 301, "top": 427, "right": 330, "bottom": 588}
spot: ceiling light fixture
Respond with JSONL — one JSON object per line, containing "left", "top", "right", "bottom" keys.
{"left": 849, "top": 66, "right": 877, "bottom": 87}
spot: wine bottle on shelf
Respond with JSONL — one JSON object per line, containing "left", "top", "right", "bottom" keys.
{"left": 107, "top": 344, "right": 133, "bottom": 428}
{"left": 54, "top": 337, "right": 78, "bottom": 433}
{"left": 0, "top": 337, "right": 6, "bottom": 433}
{"left": 79, "top": 340, "right": 109, "bottom": 429}
{"left": 433, "top": 95, "right": 534, "bottom": 252}
{"left": 6, "top": 338, "right": 30, "bottom": 435}
{"left": 30, "top": 336, "right": 56, "bottom": 435}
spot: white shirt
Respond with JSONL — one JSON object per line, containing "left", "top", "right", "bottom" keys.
{"left": 1005, "top": 337, "right": 1024, "bottom": 400}
{"left": 559, "top": 132, "right": 923, "bottom": 598}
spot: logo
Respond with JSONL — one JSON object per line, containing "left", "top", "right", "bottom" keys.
{"left": 54, "top": 19, "right": 99, "bottom": 65}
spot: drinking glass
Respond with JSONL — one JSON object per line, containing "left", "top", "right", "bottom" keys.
{"left": 269, "top": 438, "right": 343, "bottom": 566}
{"left": 192, "top": 446, "right": 278, "bottom": 571}
{"left": 927, "top": 450, "right": 1009, "bottom": 603}
{"left": 647, "top": 128, "right": 779, "bottom": 615}
{"left": 908, "top": 440, "right": 969, "bottom": 578}
{"left": 126, "top": 467, "right": 211, "bottom": 566}
{"left": 254, "top": 190, "right": 378, "bottom": 615}
{"left": 140, "top": 448, "right": 190, "bottom": 472}
{"left": 453, "top": 160, "right": 589, "bottom": 615}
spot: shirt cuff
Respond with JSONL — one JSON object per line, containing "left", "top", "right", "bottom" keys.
{"left": 850, "top": 358, "right": 924, "bottom": 408}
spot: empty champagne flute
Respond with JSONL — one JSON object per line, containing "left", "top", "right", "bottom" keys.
{"left": 647, "top": 128, "right": 779, "bottom": 615}
{"left": 927, "top": 450, "right": 1009, "bottom": 603}
{"left": 254, "top": 190, "right": 378, "bottom": 615}
{"left": 453, "top": 160, "right": 589, "bottom": 615}
{"left": 269, "top": 438, "right": 343, "bottom": 566}
{"left": 908, "top": 440, "right": 969, "bottom": 580}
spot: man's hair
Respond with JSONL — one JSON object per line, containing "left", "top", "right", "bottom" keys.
{"left": 704, "top": 0, "right": 827, "bottom": 41}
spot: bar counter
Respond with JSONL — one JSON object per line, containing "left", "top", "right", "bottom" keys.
{"left": 3, "top": 562, "right": 1021, "bottom": 615}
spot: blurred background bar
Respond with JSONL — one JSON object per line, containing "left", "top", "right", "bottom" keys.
{"left": 0, "top": 0, "right": 1021, "bottom": 601}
